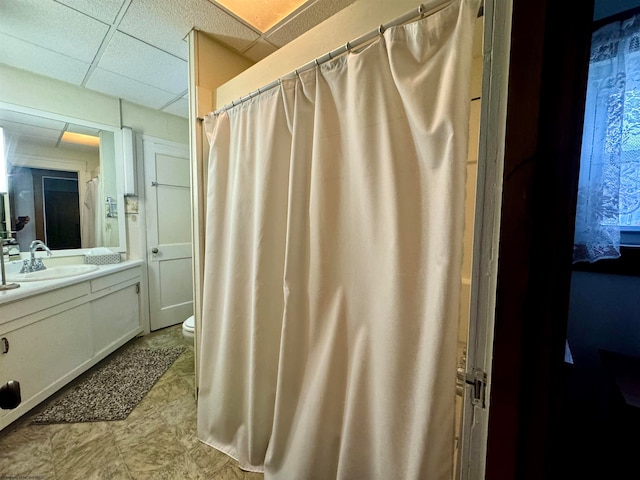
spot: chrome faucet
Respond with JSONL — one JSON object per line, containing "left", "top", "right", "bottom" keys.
{"left": 21, "top": 240, "right": 52, "bottom": 273}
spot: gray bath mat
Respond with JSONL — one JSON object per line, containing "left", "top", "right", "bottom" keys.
{"left": 31, "top": 345, "right": 186, "bottom": 424}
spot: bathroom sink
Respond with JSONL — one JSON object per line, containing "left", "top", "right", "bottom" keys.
{"left": 7, "top": 264, "right": 99, "bottom": 282}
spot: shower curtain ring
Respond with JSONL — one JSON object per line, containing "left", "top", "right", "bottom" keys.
{"left": 378, "top": 24, "right": 385, "bottom": 35}
{"left": 418, "top": 4, "right": 425, "bottom": 15}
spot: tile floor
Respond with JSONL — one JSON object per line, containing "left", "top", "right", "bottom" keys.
{"left": 0, "top": 325, "right": 264, "bottom": 480}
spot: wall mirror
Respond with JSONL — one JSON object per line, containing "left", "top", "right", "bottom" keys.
{"left": 0, "top": 103, "right": 126, "bottom": 253}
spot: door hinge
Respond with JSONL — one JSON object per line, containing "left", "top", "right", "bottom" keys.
{"left": 136, "top": 282, "right": 140, "bottom": 294}
{"left": 456, "top": 349, "right": 487, "bottom": 408}
{"left": 457, "top": 368, "right": 487, "bottom": 408}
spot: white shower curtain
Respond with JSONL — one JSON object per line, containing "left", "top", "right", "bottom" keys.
{"left": 198, "top": 1, "right": 478, "bottom": 478}
{"left": 81, "top": 175, "right": 101, "bottom": 248}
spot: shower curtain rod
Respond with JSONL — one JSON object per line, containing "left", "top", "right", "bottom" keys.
{"left": 205, "top": 0, "right": 471, "bottom": 118}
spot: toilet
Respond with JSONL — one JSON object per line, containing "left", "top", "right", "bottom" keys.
{"left": 182, "top": 315, "right": 195, "bottom": 341}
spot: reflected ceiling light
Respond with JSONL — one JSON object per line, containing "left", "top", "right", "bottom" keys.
{"left": 61, "top": 131, "right": 100, "bottom": 147}
{"left": 216, "top": 0, "right": 308, "bottom": 33}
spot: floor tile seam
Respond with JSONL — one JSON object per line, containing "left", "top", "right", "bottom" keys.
{"left": 109, "top": 420, "right": 135, "bottom": 480}
{"left": 163, "top": 406, "right": 191, "bottom": 458}
{"left": 52, "top": 426, "right": 120, "bottom": 477}
{"left": 119, "top": 403, "right": 188, "bottom": 460}
{"left": 45, "top": 425, "right": 60, "bottom": 480}
{"left": 184, "top": 447, "right": 217, "bottom": 478}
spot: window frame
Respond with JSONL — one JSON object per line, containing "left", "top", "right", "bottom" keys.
{"left": 573, "top": 8, "right": 640, "bottom": 277}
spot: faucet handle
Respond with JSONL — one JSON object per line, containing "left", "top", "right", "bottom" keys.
{"left": 33, "top": 258, "right": 46, "bottom": 271}
{"left": 20, "top": 259, "right": 31, "bottom": 274}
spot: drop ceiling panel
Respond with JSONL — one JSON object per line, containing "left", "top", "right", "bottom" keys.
{"left": 243, "top": 40, "right": 279, "bottom": 63}
{"left": 267, "top": 0, "right": 357, "bottom": 47}
{"left": 0, "top": 0, "right": 109, "bottom": 63}
{"left": 1, "top": 123, "right": 62, "bottom": 151}
{"left": 117, "top": 0, "right": 191, "bottom": 60}
{"left": 118, "top": 0, "right": 260, "bottom": 60}
{"left": 0, "top": 0, "right": 358, "bottom": 120}
{"left": 215, "top": 0, "right": 309, "bottom": 33}
{"left": 194, "top": 1, "right": 263, "bottom": 52}
{"left": 55, "top": 0, "right": 125, "bottom": 24}
{"left": 86, "top": 68, "right": 177, "bottom": 110}
{"left": 162, "top": 97, "right": 189, "bottom": 118}
{"left": 0, "top": 33, "right": 89, "bottom": 85}
{"left": 65, "top": 124, "right": 101, "bottom": 136}
{"left": 0, "top": 121, "right": 62, "bottom": 142}
{"left": 8, "top": 134, "right": 59, "bottom": 149}
{"left": 0, "top": 110, "right": 66, "bottom": 132}
{"left": 58, "top": 142, "right": 99, "bottom": 154}
{"left": 97, "top": 31, "right": 188, "bottom": 95}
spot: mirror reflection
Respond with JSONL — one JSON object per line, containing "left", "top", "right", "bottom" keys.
{"left": 0, "top": 109, "right": 120, "bottom": 252}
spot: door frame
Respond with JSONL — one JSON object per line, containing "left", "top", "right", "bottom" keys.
{"left": 483, "top": 0, "right": 594, "bottom": 478}
{"left": 458, "top": 0, "right": 513, "bottom": 476}
{"left": 136, "top": 135, "right": 193, "bottom": 333}
{"left": 135, "top": 134, "right": 192, "bottom": 335}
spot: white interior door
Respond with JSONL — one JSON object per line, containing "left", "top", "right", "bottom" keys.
{"left": 143, "top": 137, "right": 193, "bottom": 331}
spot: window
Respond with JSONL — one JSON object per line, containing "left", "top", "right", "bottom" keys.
{"left": 574, "top": 12, "right": 640, "bottom": 264}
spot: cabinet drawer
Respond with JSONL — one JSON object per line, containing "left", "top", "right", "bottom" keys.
{"left": 0, "top": 283, "right": 88, "bottom": 327}
{"left": 90, "top": 267, "right": 141, "bottom": 293}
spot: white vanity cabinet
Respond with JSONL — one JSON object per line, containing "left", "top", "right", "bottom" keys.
{"left": 0, "top": 262, "right": 143, "bottom": 431}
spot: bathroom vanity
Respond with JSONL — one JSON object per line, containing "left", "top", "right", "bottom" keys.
{"left": 0, "top": 260, "right": 143, "bottom": 431}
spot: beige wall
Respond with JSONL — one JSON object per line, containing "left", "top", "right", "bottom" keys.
{"left": 121, "top": 101, "right": 188, "bottom": 145}
{"left": 0, "top": 64, "right": 120, "bottom": 126}
{"left": 0, "top": 64, "right": 189, "bottom": 142}
{"left": 188, "top": 31, "right": 255, "bottom": 389}
{"left": 192, "top": 32, "right": 254, "bottom": 117}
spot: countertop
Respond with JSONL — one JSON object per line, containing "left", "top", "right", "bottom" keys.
{"left": 0, "top": 259, "right": 143, "bottom": 307}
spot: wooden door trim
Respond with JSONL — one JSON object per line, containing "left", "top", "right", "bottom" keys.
{"left": 485, "top": 0, "right": 594, "bottom": 478}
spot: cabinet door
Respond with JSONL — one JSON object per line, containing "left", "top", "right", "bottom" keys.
{"left": 0, "top": 304, "right": 92, "bottom": 423}
{"left": 91, "top": 284, "right": 140, "bottom": 356}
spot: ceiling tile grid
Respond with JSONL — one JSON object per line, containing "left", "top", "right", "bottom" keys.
{"left": 0, "top": 110, "right": 65, "bottom": 131}
{"left": 0, "top": 0, "right": 110, "bottom": 63}
{"left": 0, "top": 115, "right": 64, "bottom": 144}
{"left": 85, "top": 68, "right": 178, "bottom": 110}
{"left": 242, "top": 39, "right": 279, "bottom": 63}
{"left": 0, "top": 0, "right": 357, "bottom": 119}
{"left": 1, "top": 121, "right": 62, "bottom": 148}
{"left": 116, "top": 0, "right": 194, "bottom": 60}
{"left": 97, "top": 31, "right": 188, "bottom": 95}
{"left": 161, "top": 96, "right": 190, "bottom": 118}
{"left": 117, "top": 0, "right": 260, "bottom": 60}
{"left": 54, "top": 0, "right": 126, "bottom": 25}
{"left": 191, "top": 0, "right": 261, "bottom": 52}
{"left": 0, "top": 32, "right": 90, "bottom": 85}
{"left": 266, "top": 0, "right": 358, "bottom": 47}
{"left": 66, "top": 124, "right": 101, "bottom": 136}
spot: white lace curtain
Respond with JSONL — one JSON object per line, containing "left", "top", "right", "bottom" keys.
{"left": 574, "top": 15, "right": 640, "bottom": 263}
